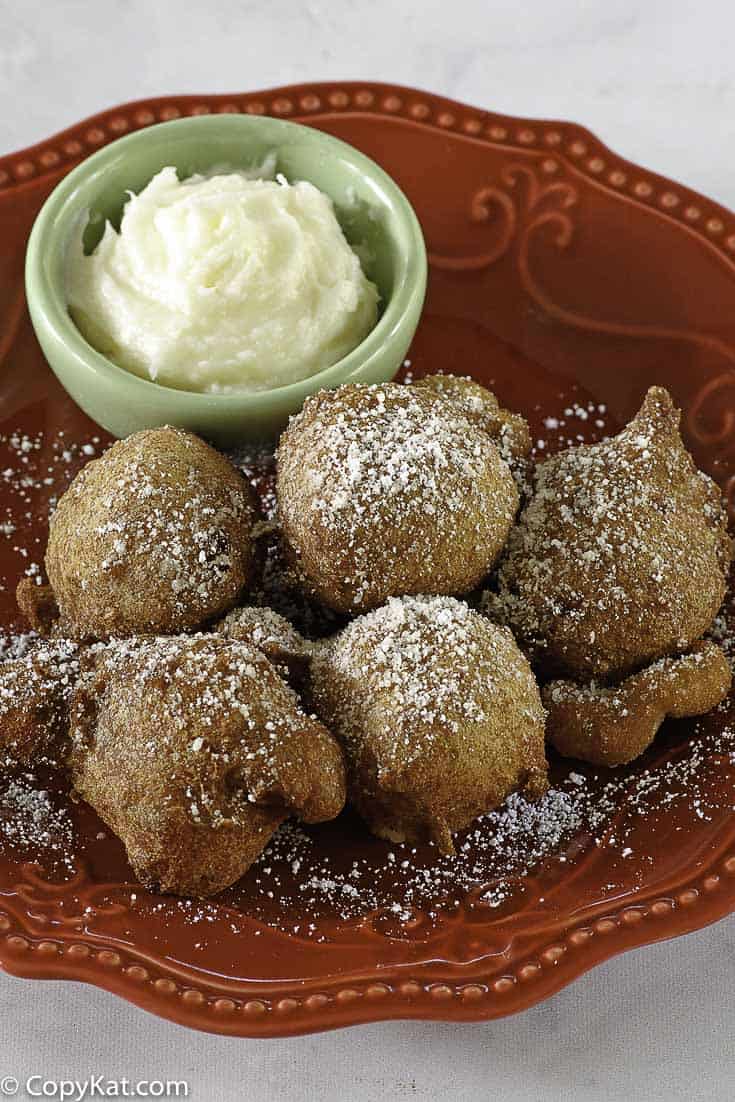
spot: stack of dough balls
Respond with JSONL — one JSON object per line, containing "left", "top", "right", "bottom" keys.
{"left": 8, "top": 376, "right": 548, "bottom": 888}
{"left": 8, "top": 426, "right": 349, "bottom": 897}
{"left": 2, "top": 374, "right": 731, "bottom": 899}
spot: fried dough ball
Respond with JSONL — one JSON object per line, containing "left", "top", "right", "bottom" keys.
{"left": 310, "top": 596, "right": 548, "bottom": 852}
{"left": 215, "top": 605, "right": 310, "bottom": 686}
{"left": 277, "top": 383, "right": 519, "bottom": 615}
{"left": 0, "top": 639, "right": 81, "bottom": 767}
{"left": 543, "top": 640, "right": 731, "bottom": 766}
{"left": 44, "top": 427, "right": 258, "bottom": 640}
{"left": 415, "top": 373, "right": 531, "bottom": 486}
{"left": 68, "top": 635, "right": 345, "bottom": 897}
{"left": 488, "top": 388, "right": 732, "bottom": 681}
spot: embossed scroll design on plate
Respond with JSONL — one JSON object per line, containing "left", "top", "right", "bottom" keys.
{"left": 431, "top": 161, "right": 735, "bottom": 369}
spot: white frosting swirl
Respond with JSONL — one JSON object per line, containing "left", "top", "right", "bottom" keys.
{"left": 66, "top": 166, "right": 379, "bottom": 393}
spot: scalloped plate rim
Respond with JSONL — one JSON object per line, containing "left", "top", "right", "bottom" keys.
{"left": 0, "top": 81, "right": 734, "bottom": 1038}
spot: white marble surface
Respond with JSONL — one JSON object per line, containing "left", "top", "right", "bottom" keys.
{"left": 3, "top": 0, "right": 735, "bottom": 210}
{"left": 1, "top": 0, "right": 734, "bottom": 1098}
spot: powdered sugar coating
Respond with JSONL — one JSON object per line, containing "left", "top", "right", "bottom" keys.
{"left": 0, "top": 638, "right": 81, "bottom": 767}
{"left": 415, "top": 373, "right": 532, "bottom": 489}
{"left": 46, "top": 427, "right": 258, "bottom": 639}
{"left": 277, "top": 384, "right": 519, "bottom": 614}
{"left": 311, "top": 595, "right": 547, "bottom": 850}
{"left": 215, "top": 604, "right": 310, "bottom": 684}
{"left": 216, "top": 605, "right": 306, "bottom": 659}
{"left": 69, "top": 634, "right": 345, "bottom": 896}
{"left": 0, "top": 777, "right": 75, "bottom": 866}
{"left": 488, "top": 388, "right": 732, "bottom": 680}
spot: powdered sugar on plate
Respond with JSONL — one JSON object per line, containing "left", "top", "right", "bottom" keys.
{"left": 0, "top": 376, "right": 732, "bottom": 938}
{"left": 240, "top": 716, "right": 735, "bottom": 932}
{"left": 0, "top": 772, "right": 75, "bottom": 869}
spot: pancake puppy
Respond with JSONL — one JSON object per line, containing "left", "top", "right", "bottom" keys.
{"left": 489, "top": 388, "right": 732, "bottom": 681}
{"left": 69, "top": 635, "right": 346, "bottom": 897}
{"left": 311, "top": 595, "right": 548, "bottom": 851}
{"left": 277, "top": 383, "right": 518, "bottom": 615}
{"left": 41, "top": 427, "right": 258, "bottom": 640}
{"left": 543, "top": 640, "right": 731, "bottom": 767}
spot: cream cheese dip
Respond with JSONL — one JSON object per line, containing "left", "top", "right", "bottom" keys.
{"left": 65, "top": 166, "right": 379, "bottom": 394}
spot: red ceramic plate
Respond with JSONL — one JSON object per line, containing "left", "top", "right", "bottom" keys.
{"left": 1, "top": 82, "right": 735, "bottom": 1038}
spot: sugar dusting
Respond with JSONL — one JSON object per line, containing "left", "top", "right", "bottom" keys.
{"left": 276, "top": 383, "right": 518, "bottom": 611}
{"left": 49, "top": 427, "right": 254, "bottom": 624}
{"left": 488, "top": 388, "right": 731, "bottom": 683}
{"left": 310, "top": 595, "right": 544, "bottom": 771}
{"left": 0, "top": 426, "right": 100, "bottom": 866}
{"left": 240, "top": 716, "right": 735, "bottom": 931}
{"left": 0, "top": 772, "right": 75, "bottom": 869}
{"left": 0, "top": 429, "right": 102, "bottom": 593}
{"left": 0, "top": 377, "right": 732, "bottom": 939}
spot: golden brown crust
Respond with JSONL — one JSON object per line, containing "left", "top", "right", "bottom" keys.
{"left": 415, "top": 373, "right": 532, "bottom": 487}
{"left": 0, "top": 640, "right": 81, "bottom": 767}
{"left": 45, "top": 427, "right": 258, "bottom": 640}
{"left": 69, "top": 635, "right": 346, "bottom": 896}
{"left": 310, "top": 596, "right": 548, "bottom": 852}
{"left": 489, "top": 388, "right": 733, "bottom": 681}
{"left": 15, "top": 579, "right": 60, "bottom": 636}
{"left": 543, "top": 640, "right": 732, "bottom": 766}
{"left": 214, "top": 605, "right": 311, "bottom": 687}
{"left": 276, "top": 383, "right": 519, "bottom": 615}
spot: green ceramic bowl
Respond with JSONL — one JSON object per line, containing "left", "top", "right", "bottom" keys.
{"left": 25, "top": 115, "right": 427, "bottom": 446}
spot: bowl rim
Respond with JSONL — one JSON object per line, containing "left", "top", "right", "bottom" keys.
{"left": 24, "top": 113, "right": 427, "bottom": 412}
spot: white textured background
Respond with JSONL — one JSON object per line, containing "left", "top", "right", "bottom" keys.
{"left": 1, "top": 1, "right": 734, "bottom": 1099}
